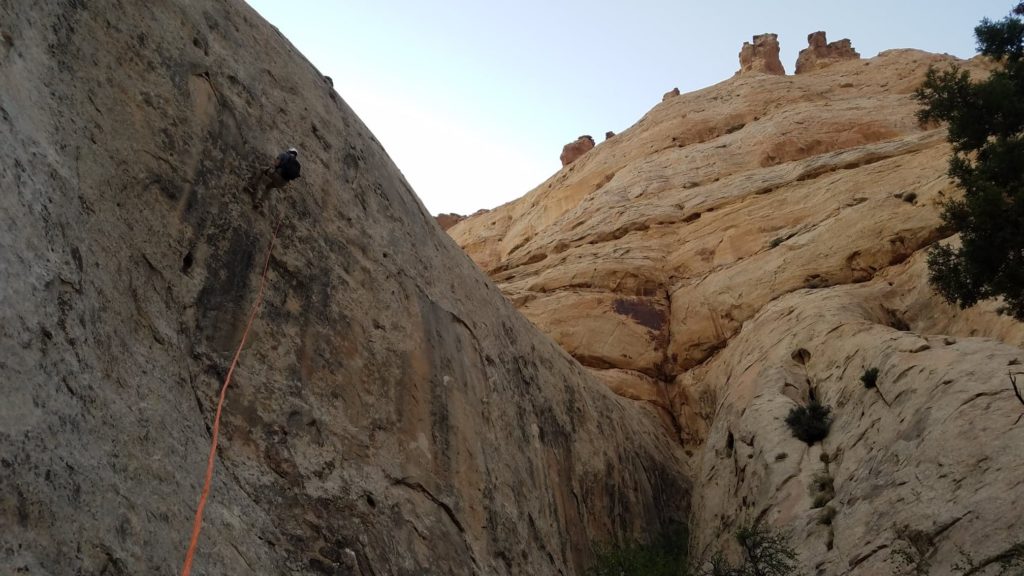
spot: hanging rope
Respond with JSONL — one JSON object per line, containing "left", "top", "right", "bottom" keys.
{"left": 180, "top": 217, "right": 283, "bottom": 576}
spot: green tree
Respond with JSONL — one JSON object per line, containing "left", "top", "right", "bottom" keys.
{"left": 914, "top": 3, "right": 1024, "bottom": 318}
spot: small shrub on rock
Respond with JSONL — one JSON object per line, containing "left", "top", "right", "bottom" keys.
{"left": 785, "top": 400, "right": 832, "bottom": 445}
{"left": 818, "top": 505, "right": 837, "bottom": 526}
{"left": 697, "top": 521, "right": 800, "bottom": 576}
{"left": 861, "top": 367, "right": 879, "bottom": 388}
{"left": 809, "top": 472, "right": 835, "bottom": 509}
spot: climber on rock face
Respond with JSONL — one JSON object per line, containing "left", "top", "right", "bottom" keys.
{"left": 249, "top": 147, "right": 301, "bottom": 209}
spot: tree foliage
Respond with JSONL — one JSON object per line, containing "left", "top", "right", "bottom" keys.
{"left": 914, "top": 4, "right": 1024, "bottom": 318}
{"left": 697, "top": 522, "right": 800, "bottom": 576}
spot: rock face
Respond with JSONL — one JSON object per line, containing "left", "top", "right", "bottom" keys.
{"left": 449, "top": 49, "right": 1024, "bottom": 573}
{"left": 0, "top": 2, "right": 689, "bottom": 575}
{"left": 796, "top": 31, "right": 861, "bottom": 74}
{"left": 435, "top": 212, "right": 465, "bottom": 230}
{"left": 559, "top": 134, "right": 596, "bottom": 166}
{"left": 737, "top": 33, "right": 785, "bottom": 75}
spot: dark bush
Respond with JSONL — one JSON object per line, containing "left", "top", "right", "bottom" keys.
{"left": 785, "top": 400, "right": 832, "bottom": 445}
{"left": 861, "top": 367, "right": 879, "bottom": 388}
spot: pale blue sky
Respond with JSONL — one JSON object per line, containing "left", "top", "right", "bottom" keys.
{"left": 246, "top": 1, "right": 1012, "bottom": 215}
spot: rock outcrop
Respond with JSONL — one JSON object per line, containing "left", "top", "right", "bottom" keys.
{"left": 559, "top": 134, "right": 596, "bottom": 166}
{"left": 663, "top": 87, "right": 681, "bottom": 101}
{"left": 796, "top": 31, "right": 861, "bottom": 74}
{"left": 605, "top": 131, "right": 616, "bottom": 140}
{"left": 737, "top": 33, "right": 785, "bottom": 75}
{"left": 449, "top": 48, "right": 1024, "bottom": 574}
{"left": 0, "top": 2, "right": 689, "bottom": 574}
{"left": 435, "top": 212, "right": 465, "bottom": 230}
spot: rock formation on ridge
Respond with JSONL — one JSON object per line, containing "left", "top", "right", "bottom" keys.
{"left": 737, "top": 33, "right": 785, "bottom": 75}
{"left": 0, "top": 2, "right": 689, "bottom": 574}
{"left": 663, "top": 87, "right": 681, "bottom": 101}
{"left": 559, "top": 134, "right": 596, "bottom": 166}
{"left": 796, "top": 31, "right": 861, "bottom": 74}
{"left": 435, "top": 212, "right": 465, "bottom": 230}
{"left": 448, "top": 48, "right": 1024, "bottom": 574}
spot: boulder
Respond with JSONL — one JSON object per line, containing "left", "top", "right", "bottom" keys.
{"left": 559, "top": 134, "right": 596, "bottom": 166}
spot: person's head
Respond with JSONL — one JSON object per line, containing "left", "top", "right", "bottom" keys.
{"left": 287, "top": 147, "right": 298, "bottom": 157}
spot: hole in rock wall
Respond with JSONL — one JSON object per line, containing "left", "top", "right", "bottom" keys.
{"left": 181, "top": 251, "right": 194, "bottom": 274}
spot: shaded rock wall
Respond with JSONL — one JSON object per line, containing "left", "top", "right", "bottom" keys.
{"left": 0, "top": 1, "right": 689, "bottom": 574}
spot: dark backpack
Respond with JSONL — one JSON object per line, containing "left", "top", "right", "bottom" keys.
{"left": 278, "top": 154, "right": 301, "bottom": 181}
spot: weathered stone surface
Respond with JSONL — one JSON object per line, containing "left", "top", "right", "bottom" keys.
{"left": 449, "top": 48, "right": 1023, "bottom": 573}
{"left": 796, "top": 31, "right": 861, "bottom": 74}
{"left": 559, "top": 134, "right": 596, "bottom": 166}
{"left": 689, "top": 260, "right": 1024, "bottom": 574}
{"left": 0, "top": 2, "right": 689, "bottom": 575}
{"left": 738, "top": 33, "right": 786, "bottom": 75}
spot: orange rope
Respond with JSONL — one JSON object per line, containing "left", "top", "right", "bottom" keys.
{"left": 180, "top": 218, "right": 283, "bottom": 576}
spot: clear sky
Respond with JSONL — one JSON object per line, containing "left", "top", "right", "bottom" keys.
{"left": 246, "top": 1, "right": 1012, "bottom": 215}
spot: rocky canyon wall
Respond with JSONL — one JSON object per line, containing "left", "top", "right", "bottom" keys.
{"left": 449, "top": 40, "right": 1024, "bottom": 574}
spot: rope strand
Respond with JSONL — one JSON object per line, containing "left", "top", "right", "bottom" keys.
{"left": 180, "top": 217, "right": 283, "bottom": 576}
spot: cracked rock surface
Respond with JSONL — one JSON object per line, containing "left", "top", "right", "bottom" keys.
{"left": 0, "top": 1, "right": 689, "bottom": 574}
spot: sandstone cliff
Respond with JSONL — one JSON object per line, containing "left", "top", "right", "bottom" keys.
{"left": 449, "top": 47, "right": 1024, "bottom": 573}
{"left": 0, "top": 2, "right": 689, "bottom": 574}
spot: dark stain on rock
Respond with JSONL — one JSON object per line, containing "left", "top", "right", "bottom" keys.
{"left": 612, "top": 298, "right": 666, "bottom": 332}
{"left": 195, "top": 228, "right": 256, "bottom": 350}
